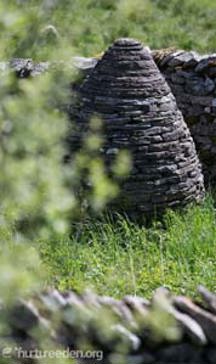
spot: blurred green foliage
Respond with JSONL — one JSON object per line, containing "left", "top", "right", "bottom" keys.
{"left": 0, "top": 0, "right": 130, "bottom": 324}
{"left": 0, "top": 1, "right": 131, "bottom": 361}
{"left": 0, "top": 0, "right": 132, "bottom": 243}
{"left": 0, "top": 3, "right": 75, "bottom": 241}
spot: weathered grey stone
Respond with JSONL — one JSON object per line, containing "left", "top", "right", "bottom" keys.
{"left": 9, "top": 300, "right": 40, "bottom": 331}
{"left": 156, "top": 343, "right": 203, "bottom": 364}
{"left": 68, "top": 38, "right": 205, "bottom": 216}
{"left": 174, "top": 296, "right": 216, "bottom": 344}
{"left": 9, "top": 58, "right": 50, "bottom": 78}
{"left": 113, "top": 324, "right": 141, "bottom": 351}
{"left": 168, "top": 52, "right": 199, "bottom": 68}
{"left": 61, "top": 291, "right": 84, "bottom": 308}
{"left": 4, "top": 49, "right": 216, "bottom": 184}
{"left": 126, "top": 352, "right": 155, "bottom": 364}
{"left": 198, "top": 285, "right": 216, "bottom": 314}
{"left": 73, "top": 56, "right": 98, "bottom": 70}
{"left": 2, "top": 286, "right": 216, "bottom": 364}
{"left": 81, "top": 289, "right": 101, "bottom": 308}
{"left": 205, "top": 348, "right": 216, "bottom": 364}
{"left": 38, "top": 289, "right": 68, "bottom": 313}
{"left": 172, "top": 308, "right": 207, "bottom": 346}
{"left": 98, "top": 296, "right": 135, "bottom": 324}
{"left": 151, "top": 51, "right": 216, "bottom": 183}
{"left": 123, "top": 295, "right": 150, "bottom": 318}
{"left": 186, "top": 76, "right": 215, "bottom": 96}
{"left": 195, "top": 56, "right": 216, "bottom": 73}
{"left": 151, "top": 287, "right": 207, "bottom": 346}
{"left": 207, "top": 67, "right": 216, "bottom": 77}
{"left": 157, "top": 51, "right": 185, "bottom": 68}
{"left": 171, "top": 72, "right": 186, "bottom": 85}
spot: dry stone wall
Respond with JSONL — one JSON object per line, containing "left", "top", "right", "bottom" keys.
{"left": 2, "top": 286, "right": 216, "bottom": 364}
{"left": 4, "top": 47, "right": 216, "bottom": 184}
{"left": 74, "top": 49, "right": 216, "bottom": 184}
{"left": 152, "top": 49, "right": 216, "bottom": 184}
{"left": 68, "top": 38, "right": 204, "bottom": 216}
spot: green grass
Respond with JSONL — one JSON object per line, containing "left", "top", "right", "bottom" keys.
{"left": 39, "top": 196, "right": 216, "bottom": 299}
{"left": 50, "top": 0, "right": 216, "bottom": 54}
{"left": 7, "top": 0, "right": 216, "bottom": 59}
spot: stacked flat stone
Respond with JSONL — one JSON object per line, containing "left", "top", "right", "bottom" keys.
{"left": 69, "top": 38, "right": 205, "bottom": 215}
{"left": 152, "top": 49, "right": 216, "bottom": 183}
{"left": 3, "top": 286, "right": 216, "bottom": 364}
{"left": 4, "top": 52, "right": 216, "bottom": 184}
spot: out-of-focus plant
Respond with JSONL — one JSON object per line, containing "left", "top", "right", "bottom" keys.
{"left": 0, "top": 8, "right": 131, "bottom": 357}
{"left": 70, "top": 116, "right": 131, "bottom": 214}
{"left": 0, "top": 71, "right": 75, "bottom": 238}
{"left": 0, "top": 3, "right": 76, "bottom": 240}
{"left": 0, "top": 1, "right": 131, "bottom": 241}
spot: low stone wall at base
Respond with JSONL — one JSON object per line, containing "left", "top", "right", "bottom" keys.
{"left": 1, "top": 286, "right": 216, "bottom": 363}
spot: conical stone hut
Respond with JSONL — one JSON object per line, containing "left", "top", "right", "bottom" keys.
{"left": 69, "top": 38, "right": 205, "bottom": 215}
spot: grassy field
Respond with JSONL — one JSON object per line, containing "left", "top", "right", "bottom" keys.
{"left": 39, "top": 196, "right": 216, "bottom": 298}
{"left": 7, "top": 0, "right": 216, "bottom": 59}
{"left": 56, "top": 0, "right": 216, "bottom": 54}
{"left": 1, "top": 0, "right": 216, "bottom": 301}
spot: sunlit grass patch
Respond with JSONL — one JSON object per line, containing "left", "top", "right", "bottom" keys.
{"left": 39, "top": 196, "right": 216, "bottom": 298}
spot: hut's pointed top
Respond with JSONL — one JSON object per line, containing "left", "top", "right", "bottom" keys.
{"left": 112, "top": 38, "right": 142, "bottom": 47}
{"left": 80, "top": 38, "right": 169, "bottom": 98}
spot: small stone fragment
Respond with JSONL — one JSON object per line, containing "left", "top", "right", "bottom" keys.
{"left": 39, "top": 289, "right": 67, "bottom": 312}
{"left": 198, "top": 285, "right": 216, "bottom": 314}
{"left": 174, "top": 296, "right": 216, "bottom": 344}
{"left": 9, "top": 300, "right": 40, "bottom": 331}
{"left": 113, "top": 324, "right": 141, "bottom": 352}
{"left": 73, "top": 56, "right": 98, "bottom": 70}
{"left": 195, "top": 56, "right": 216, "bottom": 73}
